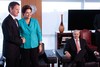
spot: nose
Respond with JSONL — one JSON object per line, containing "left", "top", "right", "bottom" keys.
{"left": 17, "top": 9, "right": 19, "bottom": 13}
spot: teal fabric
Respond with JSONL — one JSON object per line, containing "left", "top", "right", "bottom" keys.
{"left": 18, "top": 18, "right": 42, "bottom": 49}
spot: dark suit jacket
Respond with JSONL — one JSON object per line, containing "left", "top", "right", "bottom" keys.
{"left": 64, "top": 38, "right": 96, "bottom": 62}
{"left": 2, "top": 14, "right": 23, "bottom": 58}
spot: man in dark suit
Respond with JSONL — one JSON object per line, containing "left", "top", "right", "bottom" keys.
{"left": 2, "top": 2, "right": 25, "bottom": 67}
{"left": 64, "top": 30, "right": 99, "bottom": 67}
{"left": 94, "top": 14, "right": 100, "bottom": 52}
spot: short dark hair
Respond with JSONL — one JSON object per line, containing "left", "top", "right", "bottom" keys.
{"left": 22, "top": 5, "right": 32, "bottom": 15}
{"left": 8, "top": 1, "right": 20, "bottom": 12}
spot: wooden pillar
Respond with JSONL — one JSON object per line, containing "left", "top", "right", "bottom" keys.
{"left": 21, "top": 0, "right": 42, "bottom": 29}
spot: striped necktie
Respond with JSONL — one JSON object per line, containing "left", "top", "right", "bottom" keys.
{"left": 14, "top": 19, "right": 18, "bottom": 27}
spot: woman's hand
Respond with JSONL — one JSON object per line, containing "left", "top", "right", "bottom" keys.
{"left": 39, "top": 43, "right": 43, "bottom": 53}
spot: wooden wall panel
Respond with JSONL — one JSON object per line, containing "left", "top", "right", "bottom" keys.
{"left": 21, "top": 0, "right": 42, "bottom": 29}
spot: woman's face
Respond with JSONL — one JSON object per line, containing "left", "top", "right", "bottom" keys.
{"left": 23, "top": 9, "right": 32, "bottom": 19}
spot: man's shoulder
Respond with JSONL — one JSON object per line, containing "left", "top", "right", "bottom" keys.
{"left": 79, "top": 38, "right": 87, "bottom": 43}
{"left": 3, "top": 15, "right": 12, "bottom": 21}
{"left": 80, "top": 38, "right": 86, "bottom": 40}
{"left": 2, "top": 15, "right": 10, "bottom": 24}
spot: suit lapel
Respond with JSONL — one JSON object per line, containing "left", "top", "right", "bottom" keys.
{"left": 79, "top": 39, "right": 83, "bottom": 49}
{"left": 72, "top": 39, "right": 77, "bottom": 51}
{"left": 7, "top": 15, "right": 20, "bottom": 35}
{"left": 8, "top": 15, "right": 19, "bottom": 30}
{"left": 22, "top": 19, "right": 32, "bottom": 34}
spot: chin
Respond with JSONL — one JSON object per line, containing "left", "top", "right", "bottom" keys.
{"left": 27, "top": 17, "right": 31, "bottom": 19}
{"left": 14, "top": 15, "right": 18, "bottom": 17}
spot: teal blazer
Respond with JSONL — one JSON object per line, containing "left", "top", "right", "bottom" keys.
{"left": 18, "top": 18, "right": 42, "bottom": 49}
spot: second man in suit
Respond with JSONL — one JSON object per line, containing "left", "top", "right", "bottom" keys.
{"left": 64, "top": 30, "right": 99, "bottom": 67}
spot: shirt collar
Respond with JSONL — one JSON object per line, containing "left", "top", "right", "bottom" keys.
{"left": 74, "top": 38, "right": 79, "bottom": 41}
{"left": 10, "top": 14, "right": 16, "bottom": 20}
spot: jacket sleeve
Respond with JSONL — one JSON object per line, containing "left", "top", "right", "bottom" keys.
{"left": 36, "top": 19, "right": 42, "bottom": 43}
{"left": 63, "top": 39, "right": 71, "bottom": 54}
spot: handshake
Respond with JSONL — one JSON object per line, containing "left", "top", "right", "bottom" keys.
{"left": 21, "top": 37, "right": 26, "bottom": 43}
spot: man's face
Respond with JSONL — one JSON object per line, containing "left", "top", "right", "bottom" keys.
{"left": 10, "top": 5, "right": 20, "bottom": 17}
{"left": 73, "top": 31, "right": 80, "bottom": 39}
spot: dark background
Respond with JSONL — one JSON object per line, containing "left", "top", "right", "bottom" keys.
{"left": 68, "top": 10, "right": 100, "bottom": 30}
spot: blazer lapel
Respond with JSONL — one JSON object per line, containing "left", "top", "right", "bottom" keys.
{"left": 23, "top": 18, "right": 34, "bottom": 33}
{"left": 72, "top": 39, "right": 77, "bottom": 52}
{"left": 22, "top": 19, "right": 31, "bottom": 34}
{"left": 23, "top": 19, "right": 30, "bottom": 29}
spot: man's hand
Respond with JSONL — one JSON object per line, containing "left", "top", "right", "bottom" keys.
{"left": 21, "top": 37, "right": 25, "bottom": 43}
{"left": 97, "top": 29, "right": 100, "bottom": 32}
{"left": 65, "top": 51, "right": 71, "bottom": 59}
{"left": 94, "top": 51, "right": 99, "bottom": 56}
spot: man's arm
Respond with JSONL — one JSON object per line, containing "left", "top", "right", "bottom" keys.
{"left": 63, "top": 39, "right": 70, "bottom": 54}
{"left": 63, "top": 39, "right": 72, "bottom": 59}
